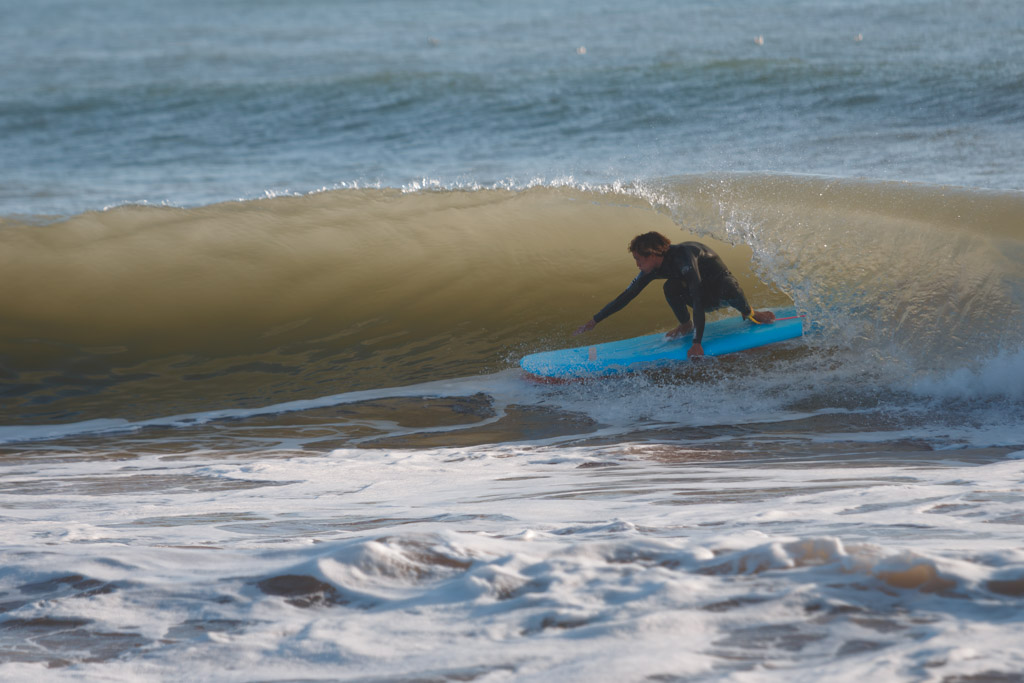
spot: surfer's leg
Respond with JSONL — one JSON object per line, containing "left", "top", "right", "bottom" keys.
{"left": 703, "top": 275, "right": 747, "bottom": 316}
{"left": 718, "top": 276, "right": 775, "bottom": 323}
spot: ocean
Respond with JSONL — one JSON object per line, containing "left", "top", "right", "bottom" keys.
{"left": 2, "top": 0, "right": 1024, "bottom": 680}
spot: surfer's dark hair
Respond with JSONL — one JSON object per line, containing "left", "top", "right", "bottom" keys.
{"left": 628, "top": 232, "right": 671, "bottom": 257}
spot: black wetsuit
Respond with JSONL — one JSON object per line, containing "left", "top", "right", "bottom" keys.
{"left": 592, "top": 242, "right": 753, "bottom": 344}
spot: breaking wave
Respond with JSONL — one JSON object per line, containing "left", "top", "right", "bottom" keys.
{"left": 2, "top": 175, "right": 1022, "bottom": 423}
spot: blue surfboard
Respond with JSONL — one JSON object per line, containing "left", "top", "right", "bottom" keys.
{"left": 521, "top": 307, "right": 805, "bottom": 380}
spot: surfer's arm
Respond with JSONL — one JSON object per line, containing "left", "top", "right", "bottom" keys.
{"left": 684, "top": 251, "right": 707, "bottom": 345}
{"left": 586, "top": 272, "right": 654, "bottom": 328}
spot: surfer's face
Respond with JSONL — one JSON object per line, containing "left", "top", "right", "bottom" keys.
{"left": 633, "top": 251, "right": 662, "bottom": 274}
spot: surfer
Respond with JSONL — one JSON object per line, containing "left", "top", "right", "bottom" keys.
{"left": 574, "top": 232, "right": 775, "bottom": 358}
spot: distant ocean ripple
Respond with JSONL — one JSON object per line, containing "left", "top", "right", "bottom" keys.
{"left": 2, "top": 0, "right": 1023, "bottom": 215}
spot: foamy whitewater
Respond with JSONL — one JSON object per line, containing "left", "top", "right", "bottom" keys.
{"left": 2, "top": 1, "right": 1024, "bottom": 681}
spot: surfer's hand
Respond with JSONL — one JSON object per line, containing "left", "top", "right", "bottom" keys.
{"left": 687, "top": 342, "right": 705, "bottom": 359}
{"left": 666, "top": 322, "right": 693, "bottom": 339}
{"left": 751, "top": 310, "right": 776, "bottom": 324}
{"left": 575, "top": 318, "right": 596, "bottom": 335}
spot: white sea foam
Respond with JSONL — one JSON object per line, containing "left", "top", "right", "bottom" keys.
{"left": 912, "top": 347, "right": 1024, "bottom": 401}
{"left": 2, "top": 444, "right": 1024, "bottom": 679}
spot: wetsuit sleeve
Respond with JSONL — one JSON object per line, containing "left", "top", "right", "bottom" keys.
{"left": 593, "top": 271, "right": 654, "bottom": 323}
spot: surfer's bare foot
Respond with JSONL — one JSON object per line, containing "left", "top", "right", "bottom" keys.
{"left": 750, "top": 310, "right": 775, "bottom": 324}
{"left": 666, "top": 321, "right": 693, "bottom": 339}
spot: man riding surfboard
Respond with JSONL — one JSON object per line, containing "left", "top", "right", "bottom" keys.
{"left": 575, "top": 232, "right": 776, "bottom": 358}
